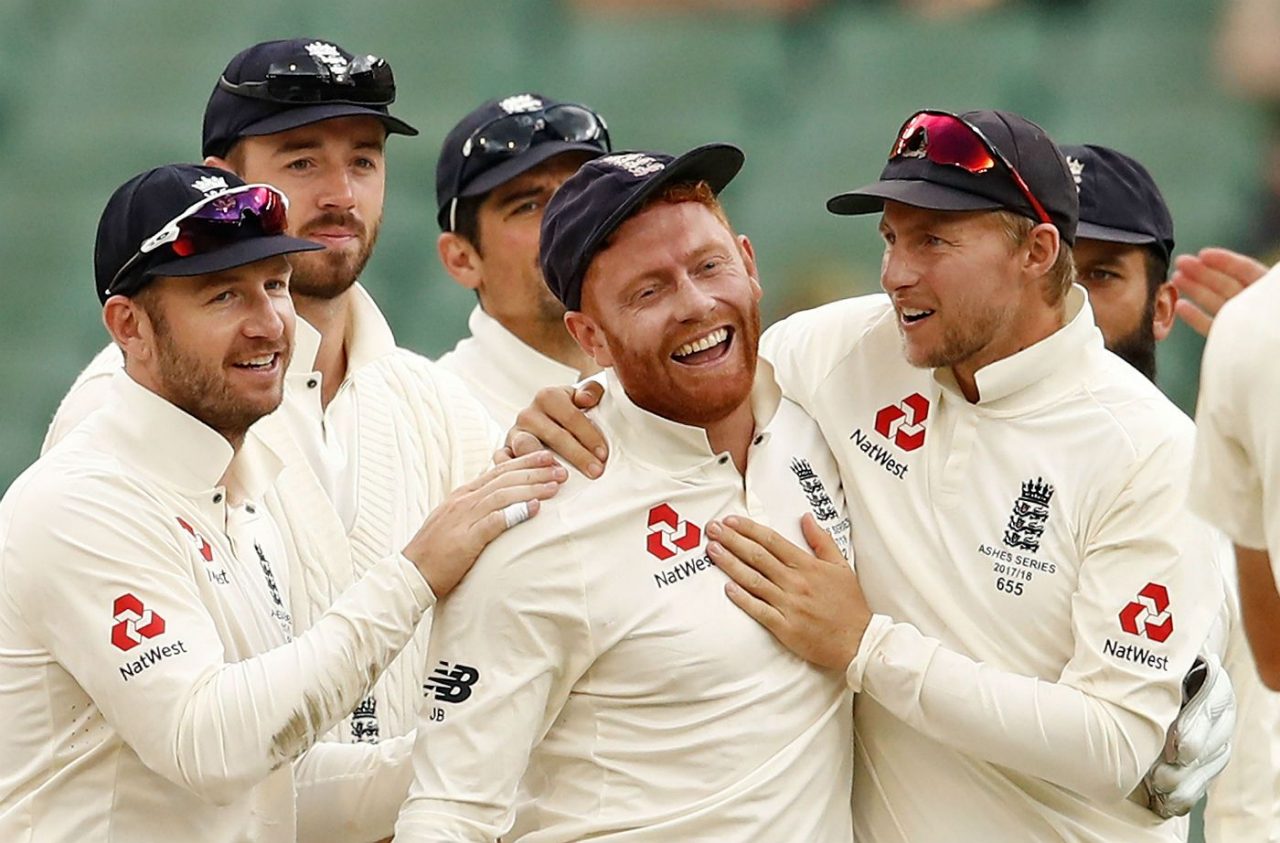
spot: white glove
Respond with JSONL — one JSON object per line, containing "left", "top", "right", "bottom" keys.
{"left": 1139, "top": 654, "right": 1236, "bottom": 818}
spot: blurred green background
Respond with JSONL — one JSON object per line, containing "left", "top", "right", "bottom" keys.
{"left": 0, "top": 0, "right": 1265, "bottom": 836}
{"left": 0, "top": 0, "right": 1263, "bottom": 493}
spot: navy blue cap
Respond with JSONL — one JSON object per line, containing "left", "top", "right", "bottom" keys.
{"left": 202, "top": 38, "right": 418, "bottom": 158}
{"left": 828, "top": 109, "right": 1079, "bottom": 244}
{"left": 95, "top": 164, "right": 322, "bottom": 303}
{"left": 539, "top": 143, "right": 744, "bottom": 311}
{"left": 435, "top": 93, "right": 610, "bottom": 231}
{"left": 1060, "top": 143, "right": 1174, "bottom": 262}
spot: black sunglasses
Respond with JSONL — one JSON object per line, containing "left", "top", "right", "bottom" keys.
{"left": 218, "top": 51, "right": 395, "bottom": 106}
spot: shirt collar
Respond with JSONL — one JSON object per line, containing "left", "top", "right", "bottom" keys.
{"left": 595, "top": 359, "right": 782, "bottom": 473}
{"left": 103, "top": 370, "right": 284, "bottom": 502}
{"left": 345, "top": 283, "right": 398, "bottom": 372}
{"left": 467, "top": 304, "right": 582, "bottom": 384}
{"left": 933, "top": 284, "right": 1100, "bottom": 410}
{"left": 290, "top": 315, "right": 323, "bottom": 377}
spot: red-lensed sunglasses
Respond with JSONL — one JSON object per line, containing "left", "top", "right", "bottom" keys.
{"left": 107, "top": 184, "right": 290, "bottom": 295}
{"left": 889, "top": 110, "right": 1052, "bottom": 226}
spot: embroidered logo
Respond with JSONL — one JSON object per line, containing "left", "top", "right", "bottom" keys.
{"left": 424, "top": 661, "right": 480, "bottom": 704}
{"left": 599, "top": 152, "right": 665, "bottom": 178}
{"left": 176, "top": 516, "right": 213, "bottom": 563}
{"left": 790, "top": 459, "right": 839, "bottom": 523}
{"left": 1002, "top": 478, "right": 1054, "bottom": 553}
{"left": 190, "top": 175, "right": 229, "bottom": 196}
{"left": 305, "top": 41, "right": 348, "bottom": 74}
{"left": 111, "top": 593, "right": 166, "bottom": 652}
{"left": 646, "top": 503, "right": 702, "bottom": 561}
{"left": 498, "top": 93, "right": 542, "bottom": 114}
{"left": 1067, "top": 155, "right": 1085, "bottom": 188}
{"left": 351, "top": 696, "right": 380, "bottom": 743}
{"left": 1119, "top": 582, "right": 1174, "bottom": 642}
{"left": 874, "top": 393, "right": 929, "bottom": 452}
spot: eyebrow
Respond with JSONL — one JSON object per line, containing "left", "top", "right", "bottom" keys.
{"left": 271, "top": 137, "right": 385, "bottom": 155}
{"left": 494, "top": 185, "right": 550, "bottom": 208}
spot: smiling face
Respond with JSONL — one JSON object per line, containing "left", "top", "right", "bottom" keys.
{"left": 215, "top": 116, "right": 386, "bottom": 300}
{"left": 117, "top": 256, "right": 295, "bottom": 444}
{"left": 877, "top": 201, "right": 1061, "bottom": 384}
{"left": 566, "top": 193, "right": 762, "bottom": 428}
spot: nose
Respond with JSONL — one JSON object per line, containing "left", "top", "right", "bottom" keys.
{"left": 317, "top": 167, "right": 356, "bottom": 212}
{"left": 243, "top": 288, "right": 289, "bottom": 342}
{"left": 880, "top": 244, "right": 918, "bottom": 295}
{"left": 671, "top": 273, "right": 718, "bottom": 322}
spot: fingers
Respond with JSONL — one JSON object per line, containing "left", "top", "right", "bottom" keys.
{"left": 492, "top": 445, "right": 514, "bottom": 465}
{"left": 572, "top": 379, "right": 605, "bottom": 411}
{"left": 724, "top": 580, "right": 787, "bottom": 632}
{"left": 1172, "top": 299, "right": 1213, "bottom": 338}
{"left": 512, "top": 387, "right": 607, "bottom": 479}
{"left": 1198, "top": 246, "right": 1268, "bottom": 286}
{"left": 712, "top": 515, "right": 813, "bottom": 573}
{"left": 506, "top": 430, "right": 543, "bottom": 459}
{"left": 472, "top": 499, "right": 545, "bottom": 547}
{"left": 800, "top": 513, "right": 846, "bottom": 564}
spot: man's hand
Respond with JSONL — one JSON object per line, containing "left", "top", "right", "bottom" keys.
{"left": 1139, "top": 654, "right": 1236, "bottom": 818}
{"left": 708, "top": 514, "right": 870, "bottom": 671}
{"left": 402, "top": 451, "right": 567, "bottom": 597}
{"left": 1170, "top": 247, "right": 1269, "bottom": 337}
{"left": 506, "top": 381, "right": 608, "bottom": 478}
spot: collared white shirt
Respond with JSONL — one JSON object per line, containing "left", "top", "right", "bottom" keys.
{"left": 437, "top": 304, "right": 584, "bottom": 428}
{"left": 1, "top": 373, "right": 434, "bottom": 842}
{"left": 762, "top": 286, "right": 1222, "bottom": 843}
{"left": 395, "top": 365, "right": 855, "bottom": 843}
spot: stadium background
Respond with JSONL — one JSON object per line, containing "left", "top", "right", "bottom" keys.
{"left": 0, "top": 2, "right": 1265, "bottom": 835}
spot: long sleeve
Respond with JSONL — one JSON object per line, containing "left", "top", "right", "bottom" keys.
{"left": 1, "top": 474, "right": 434, "bottom": 807}
{"left": 394, "top": 519, "right": 594, "bottom": 842}
{"left": 41, "top": 342, "right": 123, "bottom": 453}
{"left": 293, "top": 734, "right": 416, "bottom": 843}
{"left": 846, "top": 438, "right": 1222, "bottom": 803}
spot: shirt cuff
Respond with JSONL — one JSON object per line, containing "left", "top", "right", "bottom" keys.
{"left": 846, "top": 613, "right": 894, "bottom": 693}
{"left": 394, "top": 552, "right": 437, "bottom": 610}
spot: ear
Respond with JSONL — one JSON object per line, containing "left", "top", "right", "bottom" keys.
{"left": 102, "top": 294, "right": 155, "bottom": 364}
{"left": 1023, "top": 223, "right": 1062, "bottom": 280}
{"left": 203, "top": 154, "right": 233, "bottom": 173}
{"left": 1152, "top": 281, "right": 1177, "bottom": 342}
{"left": 437, "top": 232, "right": 483, "bottom": 292}
{"left": 738, "top": 234, "right": 762, "bottom": 301}
{"left": 564, "top": 310, "right": 613, "bottom": 368}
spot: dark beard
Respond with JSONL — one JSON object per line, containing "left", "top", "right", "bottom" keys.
{"left": 289, "top": 215, "right": 380, "bottom": 300}
{"left": 1107, "top": 296, "right": 1158, "bottom": 382}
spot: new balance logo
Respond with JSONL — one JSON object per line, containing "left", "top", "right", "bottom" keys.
{"left": 646, "top": 503, "right": 702, "bottom": 561}
{"left": 424, "top": 661, "right": 480, "bottom": 704}
{"left": 111, "top": 593, "right": 166, "bottom": 652}
{"left": 874, "top": 393, "right": 929, "bottom": 451}
{"left": 1119, "top": 582, "right": 1173, "bottom": 643}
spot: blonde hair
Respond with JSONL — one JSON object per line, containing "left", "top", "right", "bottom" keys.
{"left": 994, "top": 211, "right": 1075, "bottom": 304}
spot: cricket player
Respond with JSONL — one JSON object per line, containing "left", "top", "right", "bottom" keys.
{"left": 395, "top": 145, "right": 855, "bottom": 842}
{"left": 435, "top": 93, "right": 611, "bottom": 427}
{"left": 41, "top": 39, "right": 501, "bottom": 841}
{"left": 0, "top": 164, "right": 563, "bottom": 842}
{"left": 1189, "top": 261, "right": 1280, "bottom": 692}
{"left": 514, "top": 111, "right": 1224, "bottom": 842}
{"left": 1063, "top": 142, "right": 1280, "bottom": 842}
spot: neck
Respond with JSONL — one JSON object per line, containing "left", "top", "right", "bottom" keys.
{"left": 703, "top": 400, "right": 756, "bottom": 474}
{"left": 487, "top": 303, "right": 600, "bottom": 377}
{"left": 294, "top": 289, "right": 351, "bottom": 407}
{"left": 951, "top": 297, "right": 1067, "bottom": 403}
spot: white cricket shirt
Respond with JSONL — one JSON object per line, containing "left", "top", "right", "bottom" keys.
{"left": 0, "top": 372, "right": 434, "bottom": 842}
{"left": 395, "top": 364, "right": 855, "bottom": 843}
{"left": 437, "top": 304, "right": 583, "bottom": 428}
{"left": 1190, "top": 266, "right": 1280, "bottom": 569}
{"left": 762, "top": 286, "right": 1223, "bottom": 843}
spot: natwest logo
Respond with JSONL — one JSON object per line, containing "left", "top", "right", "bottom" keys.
{"left": 111, "top": 593, "right": 166, "bottom": 652}
{"left": 176, "top": 516, "right": 213, "bottom": 563}
{"left": 874, "top": 393, "right": 930, "bottom": 452}
{"left": 1119, "top": 582, "right": 1173, "bottom": 643}
{"left": 646, "top": 503, "right": 702, "bottom": 561}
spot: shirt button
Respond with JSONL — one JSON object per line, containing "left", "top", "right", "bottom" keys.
{"left": 753, "top": 435, "right": 764, "bottom": 445}
{"left": 245, "top": 503, "right": 256, "bottom": 514}
{"left": 212, "top": 493, "right": 223, "bottom": 504}
{"left": 718, "top": 455, "right": 729, "bottom": 465}
{"left": 306, "top": 378, "right": 318, "bottom": 389}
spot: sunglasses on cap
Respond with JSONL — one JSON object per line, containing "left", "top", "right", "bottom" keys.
{"left": 106, "top": 185, "right": 290, "bottom": 296}
{"left": 217, "top": 52, "right": 395, "bottom": 106}
{"left": 447, "top": 104, "right": 611, "bottom": 231}
{"left": 890, "top": 110, "right": 1052, "bottom": 225}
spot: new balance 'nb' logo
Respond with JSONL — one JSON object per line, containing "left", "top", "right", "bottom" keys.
{"left": 424, "top": 661, "right": 481, "bottom": 704}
